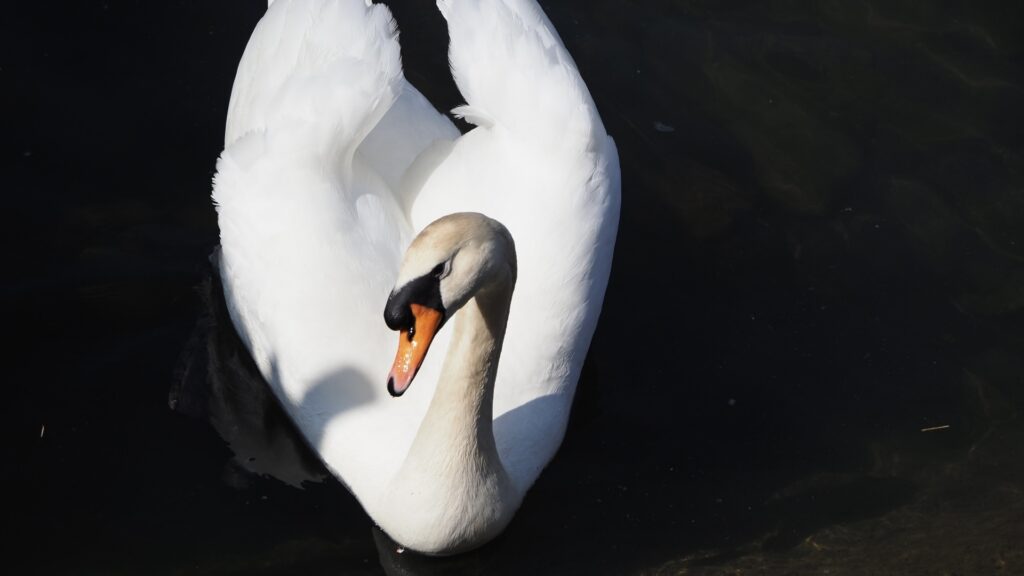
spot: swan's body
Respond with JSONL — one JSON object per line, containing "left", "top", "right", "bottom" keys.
{"left": 212, "top": 0, "right": 619, "bottom": 554}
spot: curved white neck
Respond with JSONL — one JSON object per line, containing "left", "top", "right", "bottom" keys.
{"left": 417, "top": 285, "right": 510, "bottom": 470}
{"left": 380, "top": 278, "right": 521, "bottom": 555}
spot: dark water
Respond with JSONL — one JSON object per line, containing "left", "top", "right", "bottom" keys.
{"left": 9, "top": 1, "right": 1024, "bottom": 574}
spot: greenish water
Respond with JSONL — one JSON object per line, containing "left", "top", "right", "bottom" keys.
{"left": 9, "top": 1, "right": 1023, "bottom": 574}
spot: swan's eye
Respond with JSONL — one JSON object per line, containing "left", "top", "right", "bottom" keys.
{"left": 431, "top": 260, "right": 451, "bottom": 280}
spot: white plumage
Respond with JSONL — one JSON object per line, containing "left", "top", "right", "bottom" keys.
{"left": 213, "top": 0, "right": 619, "bottom": 554}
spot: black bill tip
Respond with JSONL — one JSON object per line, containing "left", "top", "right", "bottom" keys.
{"left": 387, "top": 376, "right": 404, "bottom": 398}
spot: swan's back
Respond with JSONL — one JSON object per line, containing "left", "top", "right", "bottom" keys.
{"left": 213, "top": 0, "right": 619, "bottom": 512}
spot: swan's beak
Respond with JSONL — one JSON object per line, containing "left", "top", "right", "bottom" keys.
{"left": 387, "top": 303, "right": 444, "bottom": 397}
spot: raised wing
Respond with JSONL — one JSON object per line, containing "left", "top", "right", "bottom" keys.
{"left": 413, "top": 0, "right": 621, "bottom": 492}
{"left": 213, "top": 0, "right": 453, "bottom": 502}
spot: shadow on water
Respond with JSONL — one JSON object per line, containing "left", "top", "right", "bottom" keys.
{"left": 171, "top": 271, "right": 325, "bottom": 488}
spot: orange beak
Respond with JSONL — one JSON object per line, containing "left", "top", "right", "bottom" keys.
{"left": 387, "top": 303, "right": 444, "bottom": 397}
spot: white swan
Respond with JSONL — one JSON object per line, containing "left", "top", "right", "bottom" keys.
{"left": 212, "top": 0, "right": 620, "bottom": 555}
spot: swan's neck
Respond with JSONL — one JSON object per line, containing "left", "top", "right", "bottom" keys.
{"left": 424, "top": 282, "right": 512, "bottom": 463}
{"left": 383, "top": 279, "right": 520, "bottom": 554}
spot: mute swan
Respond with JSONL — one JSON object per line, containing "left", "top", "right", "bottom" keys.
{"left": 213, "top": 0, "right": 620, "bottom": 555}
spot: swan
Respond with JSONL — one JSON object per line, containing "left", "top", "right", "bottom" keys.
{"left": 212, "top": 0, "right": 620, "bottom": 555}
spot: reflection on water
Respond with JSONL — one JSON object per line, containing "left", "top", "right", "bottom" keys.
{"left": 11, "top": 0, "right": 1023, "bottom": 574}
{"left": 169, "top": 268, "right": 328, "bottom": 490}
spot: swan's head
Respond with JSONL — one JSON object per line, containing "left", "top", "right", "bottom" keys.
{"left": 383, "top": 212, "right": 516, "bottom": 397}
